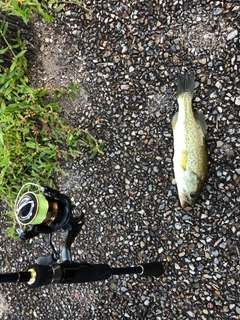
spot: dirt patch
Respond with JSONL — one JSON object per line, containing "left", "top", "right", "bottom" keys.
{"left": 27, "top": 15, "right": 90, "bottom": 122}
{"left": 0, "top": 293, "right": 8, "bottom": 319}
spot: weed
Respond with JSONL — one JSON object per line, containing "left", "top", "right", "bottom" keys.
{"left": 0, "top": 0, "right": 87, "bottom": 24}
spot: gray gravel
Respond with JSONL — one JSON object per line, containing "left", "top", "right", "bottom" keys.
{"left": 0, "top": 0, "right": 240, "bottom": 319}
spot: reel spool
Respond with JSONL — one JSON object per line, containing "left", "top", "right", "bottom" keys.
{"left": 14, "top": 183, "right": 76, "bottom": 233}
{"left": 16, "top": 191, "right": 64, "bottom": 226}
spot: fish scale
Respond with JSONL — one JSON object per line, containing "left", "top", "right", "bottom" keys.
{"left": 177, "top": 96, "right": 205, "bottom": 169}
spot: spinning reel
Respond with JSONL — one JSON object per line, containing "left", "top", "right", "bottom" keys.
{"left": 15, "top": 183, "right": 84, "bottom": 265}
{"left": 0, "top": 184, "right": 164, "bottom": 288}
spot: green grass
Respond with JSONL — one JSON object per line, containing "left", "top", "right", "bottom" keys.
{"left": 0, "top": 0, "right": 86, "bottom": 24}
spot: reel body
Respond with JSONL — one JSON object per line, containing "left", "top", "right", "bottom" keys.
{"left": 15, "top": 184, "right": 84, "bottom": 265}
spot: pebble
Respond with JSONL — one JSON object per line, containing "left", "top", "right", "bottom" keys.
{"left": 129, "top": 66, "right": 134, "bottom": 73}
{"left": 215, "top": 81, "right": 221, "bottom": 89}
{"left": 227, "top": 30, "right": 238, "bottom": 41}
{"left": 179, "top": 252, "right": 185, "bottom": 257}
{"left": 121, "top": 84, "right": 129, "bottom": 90}
{"left": 187, "top": 311, "right": 196, "bottom": 318}
{"left": 217, "top": 141, "right": 224, "bottom": 148}
{"left": 212, "top": 250, "right": 219, "bottom": 257}
{"left": 213, "top": 8, "right": 222, "bottom": 15}
{"left": 144, "top": 299, "right": 150, "bottom": 306}
{"left": 174, "top": 223, "right": 182, "bottom": 230}
{"left": 235, "top": 168, "right": 240, "bottom": 175}
{"left": 199, "top": 58, "right": 207, "bottom": 64}
{"left": 197, "top": 264, "right": 204, "bottom": 271}
{"left": 235, "top": 97, "right": 240, "bottom": 106}
{"left": 182, "top": 214, "right": 192, "bottom": 221}
{"left": 140, "top": 241, "right": 145, "bottom": 248}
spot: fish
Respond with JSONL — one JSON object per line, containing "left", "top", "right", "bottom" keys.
{"left": 172, "top": 73, "right": 208, "bottom": 208}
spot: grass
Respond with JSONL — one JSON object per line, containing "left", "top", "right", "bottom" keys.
{"left": 0, "top": 1, "right": 103, "bottom": 237}
{"left": 0, "top": 0, "right": 87, "bottom": 24}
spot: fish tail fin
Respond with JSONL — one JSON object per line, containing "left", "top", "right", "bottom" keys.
{"left": 177, "top": 73, "right": 195, "bottom": 99}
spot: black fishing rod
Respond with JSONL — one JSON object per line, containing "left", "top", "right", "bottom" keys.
{"left": 0, "top": 262, "right": 164, "bottom": 288}
{"left": 0, "top": 184, "right": 164, "bottom": 288}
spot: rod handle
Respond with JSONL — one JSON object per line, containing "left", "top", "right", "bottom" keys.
{"left": 139, "top": 262, "right": 164, "bottom": 277}
{"left": 72, "top": 263, "right": 112, "bottom": 283}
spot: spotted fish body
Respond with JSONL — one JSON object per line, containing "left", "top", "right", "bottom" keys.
{"left": 172, "top": 73, "right": 208, "bottom": 208}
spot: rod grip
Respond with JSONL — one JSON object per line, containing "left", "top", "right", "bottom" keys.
{"left": 138, "top": 262, "right": 164, "bottom": 277}
{"left": 72, "top": 263, "right": 112, "bottom": 283}
{"left": 0, "top": 273, "right": 19, "bottom": 283}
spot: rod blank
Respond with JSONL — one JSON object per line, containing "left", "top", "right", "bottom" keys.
{"left": 0, "top": 272, "right": 31, "bottom": 283}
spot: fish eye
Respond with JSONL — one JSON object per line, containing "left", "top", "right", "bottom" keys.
{"left": 190, "top": 192, "right": 197, "bottom": 198}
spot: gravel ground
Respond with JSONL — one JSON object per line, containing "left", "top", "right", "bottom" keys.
{"left": 0, "top": 1, "right": 240, "bottom": 319}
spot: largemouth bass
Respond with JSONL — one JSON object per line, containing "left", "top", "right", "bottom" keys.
{"left": 172, "top": 73, "right": 208, "bottom": 208}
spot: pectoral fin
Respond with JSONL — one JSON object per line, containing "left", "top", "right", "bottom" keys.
{"left": 180, "top": 150, "right": 188, "bottom": 170}
{"left": 172, "top": 112, "right": 178, "bottom": 131}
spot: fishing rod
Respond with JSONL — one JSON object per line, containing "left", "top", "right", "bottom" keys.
{"left": 0, "top": 183, "right": 164, "bottom": 288}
